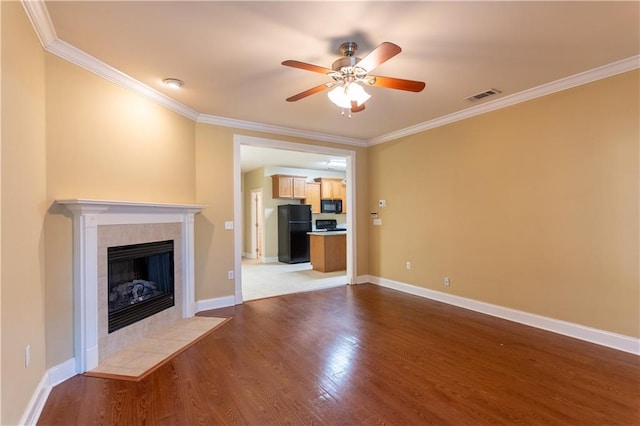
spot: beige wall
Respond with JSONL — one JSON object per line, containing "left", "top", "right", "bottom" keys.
{"left": 194, "top": 124, "right": 236, "bottom": 300}
{"left": 44, "top": 53, "right": 197, "bottom": 368}
{"left": 368, "top": 70, "right": 639, "bottom": 337}
{"left": 1, "top": 2, "right": 48, "bottom": 424}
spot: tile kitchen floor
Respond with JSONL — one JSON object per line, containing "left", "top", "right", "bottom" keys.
{"left": 241, "top": 258, "right": 347, "bottom": 301}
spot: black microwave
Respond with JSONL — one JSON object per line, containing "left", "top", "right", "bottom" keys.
{"left": 321, "top": 199, "right": 343, "bottom": 214}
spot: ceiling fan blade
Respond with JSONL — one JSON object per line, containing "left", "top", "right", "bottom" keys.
{"left": 367, "top": 75, "right": 426, "bottom": 92}
{"left": 355, "top": 42, "right": 402, "bottom": 73}
{"left": 282, "top": 60, "right": 334, "bottom": 75}
{"left": 350, "top": 101, "right": 366, "bottom": 113}
{"left": 286, "top": 83, "right": 333, "bottom": 102}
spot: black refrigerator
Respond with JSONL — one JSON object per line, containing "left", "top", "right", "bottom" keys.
{"left": 278, "top": 204, "right": 312, "bottom": 263}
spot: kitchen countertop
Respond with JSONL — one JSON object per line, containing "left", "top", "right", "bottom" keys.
{"left": 307, "top": 231, "right": 347, "bottom": 236}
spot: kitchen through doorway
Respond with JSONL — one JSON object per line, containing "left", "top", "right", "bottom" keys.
{"left": 236, "top": 136, "right": 355, "bottom": 303}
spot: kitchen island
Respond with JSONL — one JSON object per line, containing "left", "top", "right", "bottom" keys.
{"left": 307, "top": 231, "right": 346, "bottom": 272}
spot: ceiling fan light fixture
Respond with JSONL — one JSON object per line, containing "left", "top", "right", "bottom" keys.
{"left": 327, "top": 158, "right": 347, "bottom": 168}
{"left": 347, "top": 82, "right": 371, "bottom": 106}
{"left": 328, "top": 85, "right": 352, "bottom": 108}
{"left": 327, "top": 82, "right": 370, "bottom": 108}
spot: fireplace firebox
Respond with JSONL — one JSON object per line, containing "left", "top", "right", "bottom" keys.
{"left": 108, "top": 240, "right": 175, "bottom": 333}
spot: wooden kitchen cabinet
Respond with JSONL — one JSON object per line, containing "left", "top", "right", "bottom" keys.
{"left": 314, "top": 177, "right": 344, "bottom": 200}
{"left": 340, "top": 183, "right": 347, "bottom": 214}
{"left": 304, "top": 182, "right": 321, "bottom": 213}
{"left": 272, "top": 174, "right": 307, "bottom": 199}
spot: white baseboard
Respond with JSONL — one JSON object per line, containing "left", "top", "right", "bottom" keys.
{"left": 195, "top": 295, "right": 237, "bottom": 312}
{"left": 19, "top": 372, "right": 50, "bottom": 426}
{"left": 20, "top": 357, "right": 77, "bottom": 425}
{"left": 48, "top": 358, "right": 77, "bottom": 386}
{"left": 262, "top": 256, "right": 278, "bottom": 263}
{"left": 356, "top": 274, "right": 373, "bottom": 284}
{"left": 368, "top": 276, "right": 640, "bottom": 355}
{"left": 242, "top": 252, "right": 256, "bottom": 259}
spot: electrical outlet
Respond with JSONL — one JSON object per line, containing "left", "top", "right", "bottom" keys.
{"left": 25, "top": 345, "right": 30, "bottom": 368}
{"left": 228, "top": 270, "right": 234, "bottom": 280}
{"left": 378, "top": 200, "right": 386, "bottom": 207}
{"left": 406, "top": 261, "right": 411, "bottom": 270}
{"left": 444, "top": 277, "right": 451, "bottom": 287}
{"left": 224, "top": 221, "right": 234, "bottom": 230}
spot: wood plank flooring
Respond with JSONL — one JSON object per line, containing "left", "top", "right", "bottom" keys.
{"left": 38, "top": 284, "right": 639, "bottom": 425}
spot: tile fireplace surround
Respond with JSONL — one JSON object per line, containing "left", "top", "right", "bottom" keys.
{"left": 58, "top": 199, "right": 205, "bottom": 373}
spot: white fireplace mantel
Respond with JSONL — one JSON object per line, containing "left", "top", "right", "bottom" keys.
{"left": 58, "top": 199, "right": 205, "bottom": 373}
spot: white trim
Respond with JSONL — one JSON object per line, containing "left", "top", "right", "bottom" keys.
{"left": 47, "top": 358, "right": 77, "bottom": 387}
{"left": 195, "top": 295, "right": 237, "bottom": 312}
{"left": 20, "top": 0, "right": 56, "bottom": 48}
{"left": 243, "top": 252, "right": 257, "bottom": 259}
{"left": 197, "top": 114, "right": 367, "bottom": 147}
{"left": 18, "top": 372, "right": 51, "bottom": 426}
{"left": 19, "top": 358, "right": 77, "bottom": 425}
{"left": 47, "top": 40, "right": 200, "bottom": 121}
{"left": 369, "top": 55, "right": 640, "bottom": 146}
{"left": 356, "top": 274, "right": 374, "bottom": 284}
{"left": 369, "top": 276, "right": 640, "bottom": 355}
{"left": 261, "top": 256, "right": 279, "bottom": 263}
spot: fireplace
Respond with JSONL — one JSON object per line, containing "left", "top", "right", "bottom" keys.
{"left": 108, "top": 240, "right": 175, "bottom": 333}
{"left": 57, "top": 199, "right": 205, "bottom": 373}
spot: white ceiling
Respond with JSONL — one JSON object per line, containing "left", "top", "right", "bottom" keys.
{"left": 35, "top": 1, "right": 639, "bottom": 169}
{"left": 240, "top": 145, "right": 346, "bottom": 173}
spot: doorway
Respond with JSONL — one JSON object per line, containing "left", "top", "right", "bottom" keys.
{"left": 233, "top": 135, "right": 357, "bottom": 303}
{"left": 250, "top": 189, "right": 263, "bottom": 261}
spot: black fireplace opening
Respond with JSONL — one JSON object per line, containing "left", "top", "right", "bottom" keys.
{"left": 108, "top": 239, "right": 175, "bottom": 333}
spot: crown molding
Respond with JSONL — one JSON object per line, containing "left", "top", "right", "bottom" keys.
{"left": 21, "top": 0, "right": 56, "bottom": 48}
{"left": 22, "top": 0, "right": 199, "bottom": 121}
{"left": 369, "top": 55, "right": 640, "bottom": 146}
{"left": 46, "top": 39, "right": 200, "bottom": 121}
{"left": 197, "top": 114, "right": 367, "bottom": 147}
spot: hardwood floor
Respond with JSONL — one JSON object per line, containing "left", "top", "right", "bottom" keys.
{"left": 38, "top": 284, "right": 639, "bottom": 425}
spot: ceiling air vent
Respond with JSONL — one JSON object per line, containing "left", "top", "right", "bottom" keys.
{"left": 465, "top": 88, "right": 502, "bottom": 102}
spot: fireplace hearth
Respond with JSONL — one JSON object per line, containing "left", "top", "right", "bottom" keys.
{"left": 108, "top": 240, "right": 175, "bottom": 332}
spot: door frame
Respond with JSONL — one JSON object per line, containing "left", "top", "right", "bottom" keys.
{"left": 233, "top": 134, "right": 357, "bottom": 304}
{"left": 249, "top": 188, "right": 263, "bottom": 260}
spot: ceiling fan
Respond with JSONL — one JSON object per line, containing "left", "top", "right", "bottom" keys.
{"left": 282, "top": 41, "right": 425, "bottom": 116}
